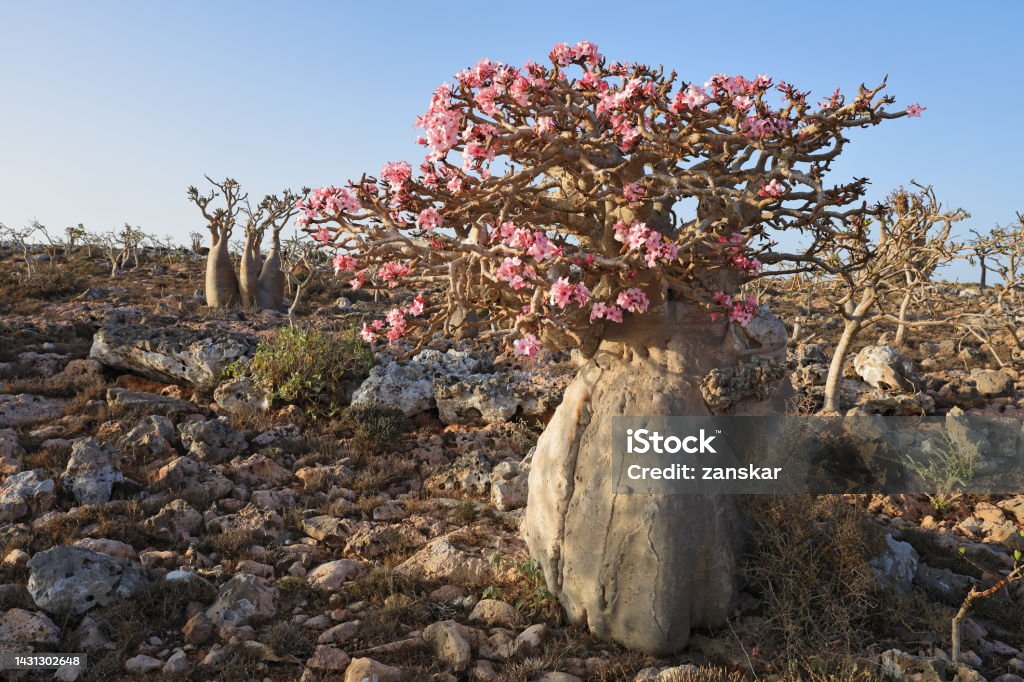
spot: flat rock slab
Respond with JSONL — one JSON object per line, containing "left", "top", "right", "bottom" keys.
{"left": 0, "top": 394, "right": 65, "bottom": 428}
{"left": 90, "top": 311, "right": 255, "bottom": 386}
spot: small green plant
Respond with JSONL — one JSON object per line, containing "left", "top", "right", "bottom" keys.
{"left": 249, "top": 326, "right": 374, "bottom": 412}
{"left": 516, "top": 559, "right": 558, "bottom": 616}
{"left": 908, "top": 431, "right": 980, "bottom": 515}
{"left": 338, "top": 402, "right": 410, "bottom": 454}
{"left": 482, "top": 584, "right": 504, "bottom": 600}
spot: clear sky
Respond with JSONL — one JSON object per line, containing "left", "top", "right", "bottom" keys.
{"left": 1, "top": 1, "right": 1021, "bottom": 281}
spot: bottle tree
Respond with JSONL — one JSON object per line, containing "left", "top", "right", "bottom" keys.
{"left": 303, "top": 42, "right": 921, "bottom": 653}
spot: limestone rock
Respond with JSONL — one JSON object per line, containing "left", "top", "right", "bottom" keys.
{"left": 306, "top": 645, "right": 350, "bottom": 672}
{"left": 106, "top": 388, "right": 195, "bottom": 417}
{"left": 870, "top": 533, "right": 919, "bottom": 594}
{"left": 972, "top": 368, "right": 1014, "bottom": 397}
{"left": 0, "top": 394, "right": 64, "bottom": 428}
{"left": 205, "top": 573, "right": 278, "bottom": 627}
{"left": 0, "top": 469, "right": 55, "bottom": 521}
{"left": 344, "top": 657, "right": 402, "bottom": 682}
{"left": 352, "top": 349, "right": 488, "bottom": 416}
{"left": 468, "top": 599, "right": 523, "bottom": 628}
{"left": 397, "top": 537, "right": 493, "bottom": 586}
{"left": 62, "top": 438, "right": 123, "bottom": 505}
{"left": 422, "top": 620, "right": 474, "bottom": 672}
{"left": 434, "top": 374, "right": 520, "bottom": 424}
{"left": 117, "top": 415, "right": 177, "bottom": 458}
{"left": 178, "top": 417, "right": 247, "bottom": 463}
{"left": 0, "top": 429, "right": 25, "bottom": 475}
{"left": 307, "top": 559, "right": 367, "bottom": 590}
{"left": 27, "top": 546, "right": 147, "bottom": 615}
{"left": 214, "top": 375, "right": 269, "bottom": 416}
{"left": 232, "top": 453, "right": 292, "bottom": 487}
{"left": 0, "top": 608, "right": 60, "bottom": 644}
{"left": 853, "top": 345, "right": 918, "bottom": 391}
{"left": 90, "top": 311, "right": 255, "bottom": 386}
{"left": 144, "top": 499, "right": 203, "bottom": 543}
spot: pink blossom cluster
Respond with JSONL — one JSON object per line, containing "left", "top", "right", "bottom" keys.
{"left": 615, "top": 287, "right": 650, "bottom": 313}
{"left": 332, "top": 253, "right": 357, "bottom": 273}
{"left": 417, "top": 207, "right": 444, "bottom": 232}
{"left": 613, "top": 220, "right": 678, "bottom": 267}
{"left": 622, "top": 183, "right": 646, "bottom": 203}
{"left": 549, "top": 277, "right": 591, "bottom": 309}
{"left": 711, "top": 291, "right": 759, "bottom": 327}
{"left": 297, "top": 186, "right": 361, "bottom": 226}
{"left": 670, "top": 84, "right": 710, "bottom": 112}
{"left": 377, "top": 261, "right": 412, "bottom": 288}
{"left": 548, "top": 40, "right": 602, "bottom": 67}
{"left": 717, "top": 232, "right": 762, "bottom": 274}
{"left": 496, "top": 257, "right": 537, "bottom": 290}
{"left": 492, "top": 222, "right": 562, "bottom": 262}
{"left": 361, "top": 294, "right": 427, "bottom": 343}
{"left": 590, "top": 302, "right": 623, "bottom": 323}
{"left": 513, "top": 333, "right": 542, "bottom": 358}
{"left": 758, "top": 179, "right": 785, "bottom": 198}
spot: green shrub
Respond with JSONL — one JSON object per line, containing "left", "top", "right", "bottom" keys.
{"left": 338, "top": 402, "right": 411, "bottom": 454}
{"left": 249, "top": 326, "right": 374, "bottom": 411}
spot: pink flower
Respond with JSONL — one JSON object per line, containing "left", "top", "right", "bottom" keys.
{"left": 408, "top": 294, "right": 426, "bottom": 317}
{"left": 380, "top": 161, "right": 412, "bottom": 187}
{"left": 416, "top": 108, "right": 461, "bottom": 160}
{"left": 301, "top": 186, "right": 361, "bottom": 218}
{"left": 526, "top": 232, "right": 560, "bottom": 262}
{"left": 671, "top": 84, "right": 710, "bottom": 112}
{"left": 332, "top": 253, "right": 356, "bottom": 273}
{"left": 604, "top": 305, "right": 623, "bottom": 323}
{"left": 446, "top": 175, "right": 464, "bottom": 194}
{"left": 360, "top": 325, "right": 378, "bottom": 343}
{"left": 713, "top": 290, "right": 732, "bottom": 306}
{"left": 572, "top": 40, "right": 602, "bottom": 66}
{"left": 732, "top": 95, "right": 754, "bottom": 112}
{"left": 625, "top": 221, "right": 651, "bottom": 251}
{"left": 513, "top": 333, "right": 542, "bottom": 358}
{"left": 497, "top": 256, "right": 534, "bottom": 290}
{"left": 616, "top": 288, "right": 649, "bottom": 313}
{"left": 571, "top": 282, "right": 592, "bottom": 305}
{"left": 385, "top": 317, "right": 408, "bottom": 341}
{"left": 385, "top": 307, "right": 405, "bottom": 327}
{"left": 534, "top": 116, "right": 555, "bottom": 135}
{"left": 758, "top": 178, "right": 785, "bottom": 198}
{"left": 313, "top": 227, "right": 332, "bottom": 244}
{"left": 906, "top": 103, "right": 925, "bottom": 117}
{"left": 623, "top": 183, "right": 646, "bottom": 203}
{"left": 350, "top": 269, "right": 367, "bottom": 290}
{"left": 377, "top": 261, "right": 412, "bottom": 287}
{"left": 549, "top": 42, "right": 574, "bottom": 67}
{"left": 417, "top": 207, "right": 444, "bottom": 232}
{"left": 549, "top": 277, "right": 575, "bottom": 309}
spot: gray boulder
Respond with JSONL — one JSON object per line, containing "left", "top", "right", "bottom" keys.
{"left": 27, "top": 546, "right": 147, "bottom": 615}
{"left": 853, "top": 345, "right": 918, "bottom": 391}
{"left": 90, "top": 310, "right": 254, "bottom": 386}
{"left": 205, "top": 573, "right": 278, "bottom": 627}
{"left": 62, "top": 438, "right": 123, "bottom": 505}
{"left": 352, "top": 349, "right": 488, "bottom": 416}
{"left": 0, "top": 394, "right": 64, "bottom": 428}
{"left": 178, "top": 417, "right": 247, "bottom": 463}
{"left": 0, "top": 469, "right": 56, "bottom": 521}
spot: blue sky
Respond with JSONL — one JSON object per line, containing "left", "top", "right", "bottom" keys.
{"left": 1, "top": 1, "right": 1021, "bottom": 281}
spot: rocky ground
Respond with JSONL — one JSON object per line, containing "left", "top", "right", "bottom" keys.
{"left": 1, "top": 249, "right": 1024, "bottom": 681}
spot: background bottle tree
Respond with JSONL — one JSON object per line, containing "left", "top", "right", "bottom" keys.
{"left": 187, "top": 177, "right": 304, "bottom": 310}
{"left": 303, "top": 41, "right": 922, "bottom": 653}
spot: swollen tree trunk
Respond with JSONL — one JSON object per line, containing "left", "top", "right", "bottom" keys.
{"left": 524, "top": 301, "right": 790, "bottom": 655}
{"left": 205, "top": 236, "right": 240, "bottom": 308}
{"left": 979, "top": 256, "right": 987, "bottom": 289}
{"left": 238, "top": 241, "right": 262, "bottom": 309}
{"left": 256, "top": 243, "right": 285, "bottom": 311}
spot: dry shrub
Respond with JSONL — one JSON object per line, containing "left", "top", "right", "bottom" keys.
{"left": 740, "top": 495, "right": 886, "bottom": 662}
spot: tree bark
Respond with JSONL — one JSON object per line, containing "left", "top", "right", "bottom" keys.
{"left": 238, "top": 239, "right": 262, "bottom": 309}
{"left": 256, "top": 241, "right": 284, "bottom": 311}
{"left": 524, "top": 301, "right": 790, "bottom": 654}
{"left": 205, "top": 236, "right": 240, "bottom": 308}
